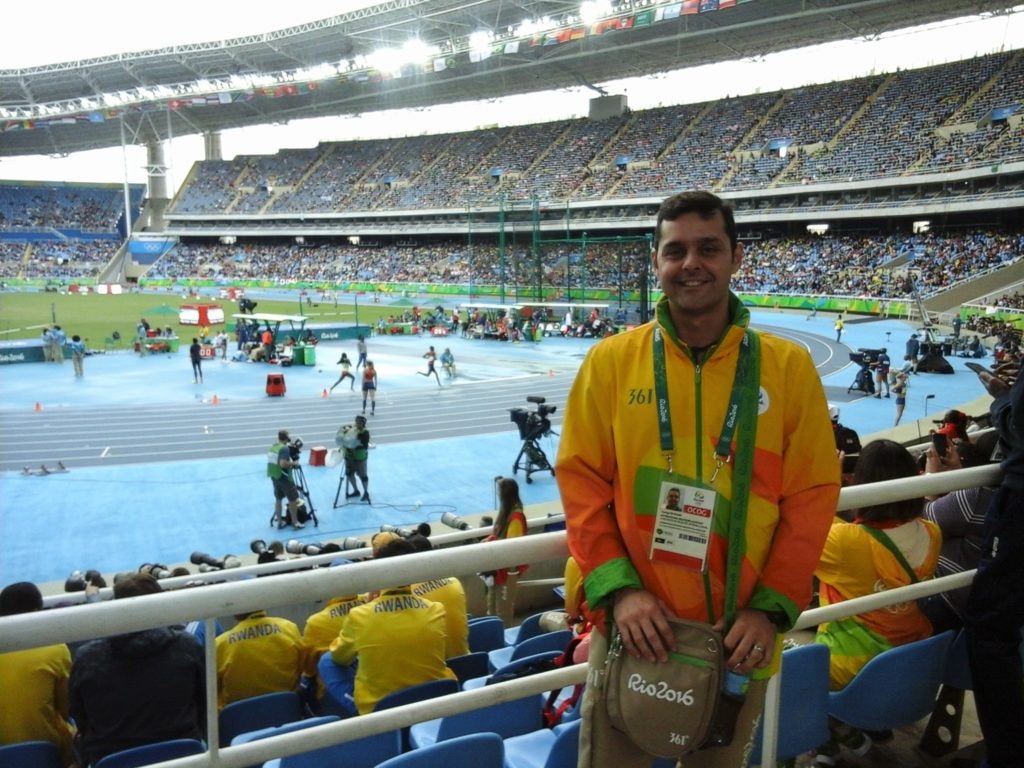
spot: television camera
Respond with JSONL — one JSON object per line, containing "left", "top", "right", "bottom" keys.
{"left": 268, "top": 437, "right": 319, "bottom": 527}
{"left": 239, "top": 297, "right": 258, "bottom": 313}
{"left": 847, "top": 348, "right": 882, "bottom": 395}
{"left": 508, "top": 395, "right": 557, "bottom": 483}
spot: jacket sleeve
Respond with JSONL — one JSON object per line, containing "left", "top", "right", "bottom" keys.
{"left": 747, "top": 349, "right": 841, "bottom": 629}
{"left": 556, "top": 345, "right": 643, "bottom": 612}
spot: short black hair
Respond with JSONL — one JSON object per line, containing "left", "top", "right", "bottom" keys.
{"left": 654, "top": 191, "right": 737, "bottom": 252}
{"left": 113, "top": 572, "right": 162, "bottom": 600}
{"left": 0, "top": 581, "right": 43, "bottom": 615}
{"left": 278, "top": 430, "right": 289, "bottom": 442}
{"left": 376, "top": 538, "right": 416, "bottom": 559}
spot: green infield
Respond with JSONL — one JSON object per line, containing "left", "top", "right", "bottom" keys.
{"left": 0, "top": 291, "right": 398, "bottom": 348}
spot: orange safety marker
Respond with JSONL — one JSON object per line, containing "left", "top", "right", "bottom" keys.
{"left": 34, "top": 402, "right": 43, "bottom": 411}
{"left": 322, "top": 389, "right": 329, "bottom": 398}
{"left": 211, "top": 394, "right": 220, "bottom": 405}
{"left": 548, "top": 369, "right": 555, "bottom": 377}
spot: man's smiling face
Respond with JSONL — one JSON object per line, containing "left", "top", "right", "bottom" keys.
{"left": 652, "top": 209, "right": 743, "bottom": 333}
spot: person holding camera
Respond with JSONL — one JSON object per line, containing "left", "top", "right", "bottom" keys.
{"left": 267, "top": 430, "right": 304, "bottom": 529}
{"left": 340, "top": 415, "right": 371, "bottom": 503}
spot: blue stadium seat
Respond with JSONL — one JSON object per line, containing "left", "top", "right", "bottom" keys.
{"left": 377, "top": 733, "right": 504, "bottom": 768}
{"left": 373, "top": 678, "right": 460, "bottom": 751}
{"left": 408, "top": 694, "right": 543, "bottom": 748}
{"left": 218, "top": 690, "right": 305, "bottom": 747}
{"left": 93, "top": 739, "right": 205, "bottom": 768}
{"left": 488, "top": 630, "right": 572, "bottom": 672}
{"left": 261, "top": 728, "right": 401, "bottom": 768}
{"left": 0, "top": 741, "right": 64, "bottom": 768}
{"left": 829, "top": 631, "right": 955, "bottom": 732}
{"left": 503, "top": 718, "right": 581, "bottom": 768}
{"left": 750, "top": 643, "right": 831, "bottom": 765}
{"left": 468, "top": 616, "right": 507, "bottom": 653}
{"left": 503, "top": 612, "right": 545, "bottom": 647}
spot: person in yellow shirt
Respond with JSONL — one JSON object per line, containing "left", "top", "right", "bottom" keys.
{"left": 0, "top": 582, "right": 75, "bottom": 766}
{"left": 329, "top": 538, "right": 456, "bottom": 714}
{"left": 407, "top": 533, "right": 470, "bottom": 658}
{"left": 215, "top": 610, "right": 305, "bottom": 709}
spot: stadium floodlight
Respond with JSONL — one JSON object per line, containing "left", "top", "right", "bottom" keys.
{"left": 469, "top": 30, "right": 494, "bottom": 56}
{"left": 580, "top": 0, "right": 613, "bottom": 25}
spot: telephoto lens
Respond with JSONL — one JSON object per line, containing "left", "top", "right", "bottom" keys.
{"left": 250, "top": 539, "right": 269, "bottom": 556}
{"left": 190, "top": 552, "right": 224, "bottom": 569}
{"left": 441, "top": 511, "right": 470, "bottom": 531}
{"left": 342, "top": 537, "right": 367, "bottom": 550}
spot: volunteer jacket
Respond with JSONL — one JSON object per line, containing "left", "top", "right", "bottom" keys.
{"left": 557, "top": 295, "right": 839, "bottom": 643}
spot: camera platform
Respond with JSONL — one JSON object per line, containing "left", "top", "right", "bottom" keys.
{"left": 510, "top": 396, "right": 557, "bottom": 484}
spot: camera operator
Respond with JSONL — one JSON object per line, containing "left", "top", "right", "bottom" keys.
{"left": 267, "top": 430, "right": 304, "bottom": 529}
{"left": 339, "top": 415, "right": 371, "bottom": 504}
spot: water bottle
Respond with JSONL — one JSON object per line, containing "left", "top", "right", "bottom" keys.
{"left": 723, "top": 670, "right": 751, "bottom": 698}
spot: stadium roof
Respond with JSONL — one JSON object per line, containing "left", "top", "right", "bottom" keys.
{"left": 0, "top": 0, "right": 1016, "bottom": 158}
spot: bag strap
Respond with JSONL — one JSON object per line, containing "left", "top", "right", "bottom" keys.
{"left": 859, "top": 524, "right": 919, "bottom": 583}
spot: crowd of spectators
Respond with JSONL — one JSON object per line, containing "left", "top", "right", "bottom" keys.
{"left": 0, "top": 239, "right": 119, "bottom": 280}
{"left": 0, "top": 185, "right": 139, "bottom": 232}
{"left": 145, "top": 228, "right": 1017, "bottom": 299}
{"left": 164, "top": 51, "right": 1024, "bottom": 215}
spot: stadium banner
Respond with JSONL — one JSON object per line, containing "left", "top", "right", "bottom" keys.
{"left": 129, "top": 238, "right": 176, "bottom": 257}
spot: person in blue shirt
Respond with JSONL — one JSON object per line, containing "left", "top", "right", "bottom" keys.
{"left": 68, "top": 334, "right": 86, "bottom": 377}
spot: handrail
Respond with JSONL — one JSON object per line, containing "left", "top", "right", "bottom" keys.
{"left": 2, "top": 463, "right": 999, "bottom": 766}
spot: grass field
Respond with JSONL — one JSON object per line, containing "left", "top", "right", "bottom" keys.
{"left": 0, "top": 291, "right": 402, "bottom": 347}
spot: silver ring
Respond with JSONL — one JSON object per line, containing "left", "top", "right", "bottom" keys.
{"left": 752, "top": 644, "right": 765, "bottom": 654}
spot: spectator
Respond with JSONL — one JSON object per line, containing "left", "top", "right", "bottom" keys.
{"left": 69, "top": 573, "right": 205, "bottom": 767}
{"left": 934, "top": 409, "right": 970, "bottom": 441}
{"left": 406, "top": 533, "right": 470, "bottom": 658}
{"left": 328, "top": 538, "right": 456, "bottom": 714}
{"left": 0, "top": 582, "right": 75, "bottom": 765}
{"left": 955, "top": 362, "right": 1024, "bottom": 767}
{"left": 813, "top": 439, "right": 941, "bottom": 763}
{"left": 920, "top": 432, "right": 1000, "bottom": 634}
{"left": 484, "top": 477, "right": 528, "bottom": 627}
{"left": 215, "top": 609, "right": 305, "bottom": 709}
{"left": 830, "top": 406, "right": 862, "bottom": 455}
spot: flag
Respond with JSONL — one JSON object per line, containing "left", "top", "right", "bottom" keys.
{"left": 700, "top": 0, "right": 720, "bottom": 10}
{"left": 634, "top": 9, "right": 656, "bottom": 26}
{"left": 659, "top": 3, "right": 683, "bottom": 20}
{"left": 433, "top": 56, "right": 448, "bottom": 72}
{"left": 503, "top": 40, "right": 520, "bottom": 54}
{"left": 681, "top": 0, "right": 699, "bottom": 13}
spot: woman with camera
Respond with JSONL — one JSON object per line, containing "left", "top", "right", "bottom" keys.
{"left": 484, "top": 477, "right": 529, "bottom": 626}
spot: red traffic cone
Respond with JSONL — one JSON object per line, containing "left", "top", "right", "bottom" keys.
{"left": 34, "top": 401, "right": 43, "bottom": 412}
{"left": 322, "top": 389, "right": 329, "bottom": 398}
{"left": 548, "top": 369, "right": 555, "bottom": 377}
{"left": 211, "top": 394, "right": 220, "bottom": 405}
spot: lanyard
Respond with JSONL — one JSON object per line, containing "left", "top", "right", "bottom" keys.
{"left": 651, "top": 324, "right": 760, "bottom": 626}
{"left": 652, "top": 325, "right": 753, "bottom": 476}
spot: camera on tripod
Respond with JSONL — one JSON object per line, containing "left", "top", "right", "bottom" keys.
{"left": 510, "top": 395, "right": 556, "bottom": 441}
{"left": 849, "top": 349, "right": 882, "bottom": 367}
{"left": 509, "top": 396, "right": 556, "bottom": 483}
{"left": 287, "top": 437, "right": 304, "bottom": 461}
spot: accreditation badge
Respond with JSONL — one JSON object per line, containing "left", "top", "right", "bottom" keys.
{"left": 649, "top": 479, "right": 716, "bottom": 571}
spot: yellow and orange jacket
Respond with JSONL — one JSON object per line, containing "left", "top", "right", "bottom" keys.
{"left": 815, "top": 518, "right": 941, "bottom": 689}
{"left": 557, "top": 295, "right": 839, "bottom": 673}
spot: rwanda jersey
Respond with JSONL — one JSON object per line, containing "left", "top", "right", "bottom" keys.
{"left": 412, "top": 577, "right": 469, "bottom": 658}
{"left": 330, "top": 587, "right": 456, "bottom": 714}
{"left": 0, "top": 644, "right": 75, "bottom": 765}
{"left": 215, "top": 611, "right": 305, "bottom": 708}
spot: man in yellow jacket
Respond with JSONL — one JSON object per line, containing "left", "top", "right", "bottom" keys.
{"left": 557, "top": 191, "right": 840, "bottom": 768}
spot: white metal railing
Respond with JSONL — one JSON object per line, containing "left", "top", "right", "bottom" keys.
{"left": 2, "top": 464, "right": 1000, "bottom": 767}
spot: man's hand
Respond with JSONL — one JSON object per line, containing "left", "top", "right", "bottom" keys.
{"left": 612, "top": 588, "right": 677, "bottom": 663}
{"left": 714, "top": 608, "right": 776, "bottom": 674}
{"left": 979, "top": 370, "right": 1012, "bottom": 398}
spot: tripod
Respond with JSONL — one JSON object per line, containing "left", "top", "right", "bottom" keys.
{"left": 333, "top": 458, "right": 369, "bottom": 507}
{"left": 268, "top": 465, "right": 319, "bottom": 528}
{"left": 513, "top": 436, "right": 554, "bottom": 484}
